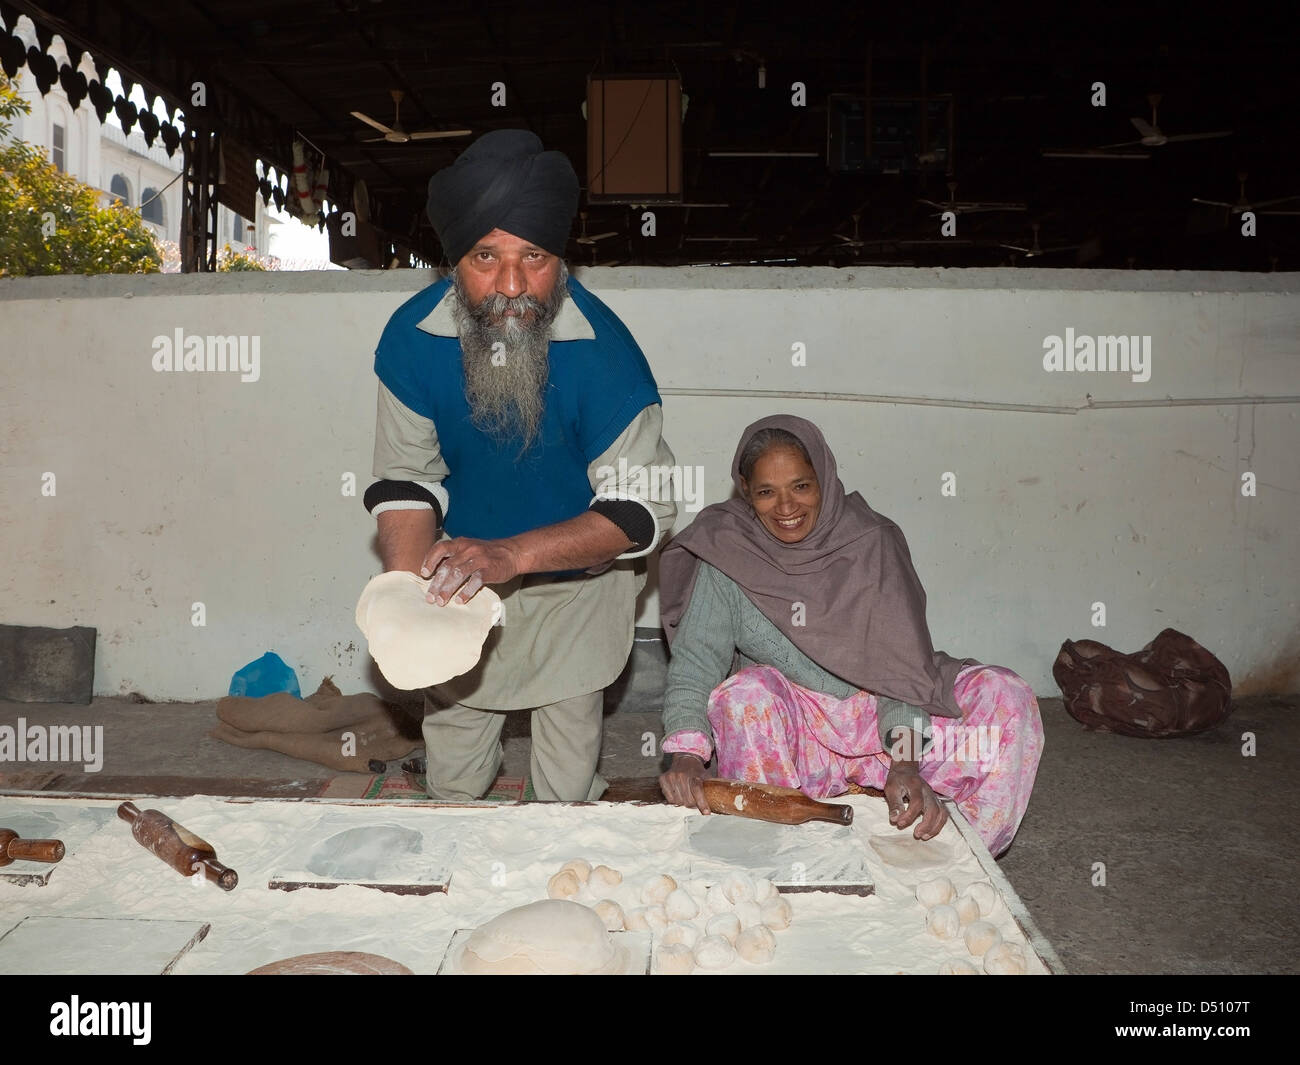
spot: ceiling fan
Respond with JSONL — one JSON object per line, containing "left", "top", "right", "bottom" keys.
{"left": 831, "top": 211, "right": 868, "bottom": 249}
{"left": 351, "top": 89, "right": 472, "bottom": 144}
{"left": 918, "top": 181, "right": 1026, "bottom": 216}
{"left": 1192, "top": 171, "right": 1300, "bottom": 216}
{"left": 575, "top": 211, "right": 620, "bottom": 245}
{"left": 1043, "top": 93, "right": 1231, "bottom": 159}
{"left": 999, "top": 221, "right": 1081, "bottom": 258}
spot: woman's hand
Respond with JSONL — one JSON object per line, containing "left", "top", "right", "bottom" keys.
{"left": 884, "top": 762, "right": 947, "bottom": 840}
{"left": 659, "top": 753, "right": 711, "bottom": 815}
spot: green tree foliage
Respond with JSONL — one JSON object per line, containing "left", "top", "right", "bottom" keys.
{"left": 217, "top": 243, "right": 268, "bottom": 271}
{"left": 0, "top": 71, "right": 161, "bottom": 277}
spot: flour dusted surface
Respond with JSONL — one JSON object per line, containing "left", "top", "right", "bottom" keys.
{"left": 0, "top": 795, "right": 1047, "bottom": 974}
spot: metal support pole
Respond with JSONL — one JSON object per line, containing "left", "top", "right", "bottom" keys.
{"left": 181, "top": 125, "right": 219, "bottom": 272}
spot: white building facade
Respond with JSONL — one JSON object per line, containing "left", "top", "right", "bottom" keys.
{"left": 5, "top": 16, "right": 269, "bottom": 262}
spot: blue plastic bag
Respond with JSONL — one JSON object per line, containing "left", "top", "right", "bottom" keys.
{"left": 228, "top": 651, "right": 301, "bottom": 699}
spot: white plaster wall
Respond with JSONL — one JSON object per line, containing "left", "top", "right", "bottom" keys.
{"left": 0, "top": 267, "right": 1296, "bottom": 702}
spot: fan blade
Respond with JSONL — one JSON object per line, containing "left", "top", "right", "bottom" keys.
{"left": 1249, "top": 194, "right": 1300, "bottom": 208}
{"left": 1130, "top": 117, "right": 1157, "bottom": 137}
{"left": 362, "top": 135, "right": 396, "bottom": 143}
{"left": 408, "top": 129, "right": 474, "bottom": 140}
{"left": 351, "top": 111, "right": 394, "bottom": 135}
{"left": 958, "top": 203, "right": 1027, "bottom": 213}
{"left": 1191, "top": 197, "right": 1235, "bottom": 208}
{"left": 1042, "top": 148, "right": 1150, "bottom": 159}
{"left": 1163, "top": 131, "right": 1232, "bottom": 143}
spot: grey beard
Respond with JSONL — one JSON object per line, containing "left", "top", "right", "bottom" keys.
{"left": 452, "top": 259, "right": 570, "bottom": 451}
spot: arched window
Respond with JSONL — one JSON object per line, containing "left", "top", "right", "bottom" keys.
{"left": 110, "top": 174, "right": 131, "bottom": 205}
{"left": 141, "top": 188, "right": 164, "bottom": 225}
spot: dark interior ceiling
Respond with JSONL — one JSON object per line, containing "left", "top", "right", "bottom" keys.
{"left": 6, "top": 0, "right": 1299, "bottom": 270}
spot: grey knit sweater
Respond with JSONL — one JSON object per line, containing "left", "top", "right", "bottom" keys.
{"left": 662, "top": 561, "right": 933, "bottom": 756}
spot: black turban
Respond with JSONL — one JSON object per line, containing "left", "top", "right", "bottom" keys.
{"left": 426, "top": 129, "right": 579, "bottom": 266}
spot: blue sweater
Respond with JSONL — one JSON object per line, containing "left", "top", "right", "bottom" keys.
{"left": 373, "top": 276, "right": 661, "bottom": 542}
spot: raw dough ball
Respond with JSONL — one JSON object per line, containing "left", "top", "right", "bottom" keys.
{"left": 685, "top": 878, "right": 713, "bottom": 900}
{"left": 965, "top": 881, "right": 998, "bottom": 917}
{"left": 593, "top": 899, "right": 625, "bottom": 932}
{"left": 589, "top": 865, "right": 623, "bottom": 893}
{"left": 660, "top": 922, "right": 699, "bottom": 949}
{"left": 734, "top": 900, "right": 764, "bottom": 930}
{"left": 656, "top": 943, "right": 696, "bottom": 975}
{"left": 704, "top": 884, "right": 735, "bottom": 914}
{"left": 693, "top": 934, "right": 737, "bottom": 970}
{"left": 925, "top": 904, "right": 961, "bottom": 939}
{"left": 705, "top": 912, "right": 742, "bottom": 944}
{"left": 722, "top": 871, "right": 757, "bottom": 904}
{"left": 916, "top": 876, "right": 955, "bottom": 909}
{"left": 664, "top": 888, "right": 699, "bottom": 922}
{"left": 937, "top": 958, "right": 979, "bottom": 975}
{"left": 964, "top": 920, "right": 1002, "bottom": 957}
{"left": 983, "top": 942, "right": 1027, "bottom": 975}
{"left": 547, "top": 869, "right": 582, "bottom": 900}
{"left": 641, "top": 873, "right": 678, "bottom": 905}
{"left": 624, "top": 905, "right": 667, "bottom": 932}
{"left": 953, "top": 893, "right": 981, "bottom": 926}
{"left": 460, "top": 900, "right": 627, "bottom": 975}
{"left": 735, "top": 924, "right": 777, "bottom": 964}
{"left": 559, "top": 859, "right": 592, "bottom": 884}
{"left": 754, "top": 878, "right": 778, "bottom": 902}
{"left": 759, "top": 895, "right": 793, "bottom": 931}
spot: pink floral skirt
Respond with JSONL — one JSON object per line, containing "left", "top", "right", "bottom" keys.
{"left": 706, "top": 663, "right": 1044, "bottom": 856}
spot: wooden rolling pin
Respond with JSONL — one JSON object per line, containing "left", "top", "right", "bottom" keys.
{"left": 118, "top": 801, "right": 239, "bottom": 890}
{"left": 0, "top": 828, "right": 66, "bottom": 866}
{"left": 700, "top": 780, "right": 853, "bottom": 826}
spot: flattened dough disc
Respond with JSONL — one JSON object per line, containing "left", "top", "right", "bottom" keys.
{"left": 355, "top": 571, "right": 501, "bottom": 690}
{"left": 867, "top": 832, "right": 954, "bottom": 871}
{"left": 247, "top": 951, "right": 413, "bottom": 975}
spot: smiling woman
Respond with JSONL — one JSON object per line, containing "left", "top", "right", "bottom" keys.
{"left": 656, "top": 414, "right": 1045, "bottom": 857}
{"left": 736, "top": 428, "right": 821, "bottom": 543}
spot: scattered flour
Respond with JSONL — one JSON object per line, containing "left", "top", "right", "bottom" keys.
{"left": 0, "top": 795, "right": 1047, "bottom": 974}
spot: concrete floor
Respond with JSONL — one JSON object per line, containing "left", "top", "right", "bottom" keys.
{"left": 1, "top": 688, "right": 1295, "bottom": 974}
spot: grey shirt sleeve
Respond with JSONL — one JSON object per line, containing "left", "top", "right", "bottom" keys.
{"left": 661, "top": 562, "right": 740, "bottom": 742}
{"left": 587, "top": 403, "right": 678, "bottom": 560}
{"left": 371, "top": 380, "right": 450, "bottom": 520}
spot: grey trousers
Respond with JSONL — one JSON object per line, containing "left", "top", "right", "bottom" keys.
{"left": 421, "top": 689, "right": 608, "bottom": 802}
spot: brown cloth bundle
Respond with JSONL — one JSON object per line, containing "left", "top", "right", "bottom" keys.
{"left": 1052, "top": 628, "right": 1232, "bottom": 738}
{"left": 210, "top": 677, "right": 420, "bottom": 772}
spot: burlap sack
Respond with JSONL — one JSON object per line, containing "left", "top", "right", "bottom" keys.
{"left": 210, "top": 676, "right": 420, "bottom": 771}
{"left": 1052, "top": 628, "right": 1232, "bottom": 738}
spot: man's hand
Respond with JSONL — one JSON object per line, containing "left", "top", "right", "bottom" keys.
{"left": 659, "top": 753, "right": 711, "bottom": 815}
{"left": 420, "top": 537, "right": 524, "bottom": 605}
{"left": 884, "top": 762, "right": 947, "bottom": 840}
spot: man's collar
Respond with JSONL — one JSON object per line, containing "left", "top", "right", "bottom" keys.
{"left": 415, "top": 279, "right": 596, "bottom": 341}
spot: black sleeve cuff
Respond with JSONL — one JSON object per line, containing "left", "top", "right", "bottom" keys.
{"left": 363, "top": 480, "right": 445, "bottom": 528}
{"left": 590, "top": 498, "right": 655, "bottom": 551}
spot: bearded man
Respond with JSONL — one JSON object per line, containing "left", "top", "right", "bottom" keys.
{"left": 363, "top": 129, "right": 677, "bottom": 802}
